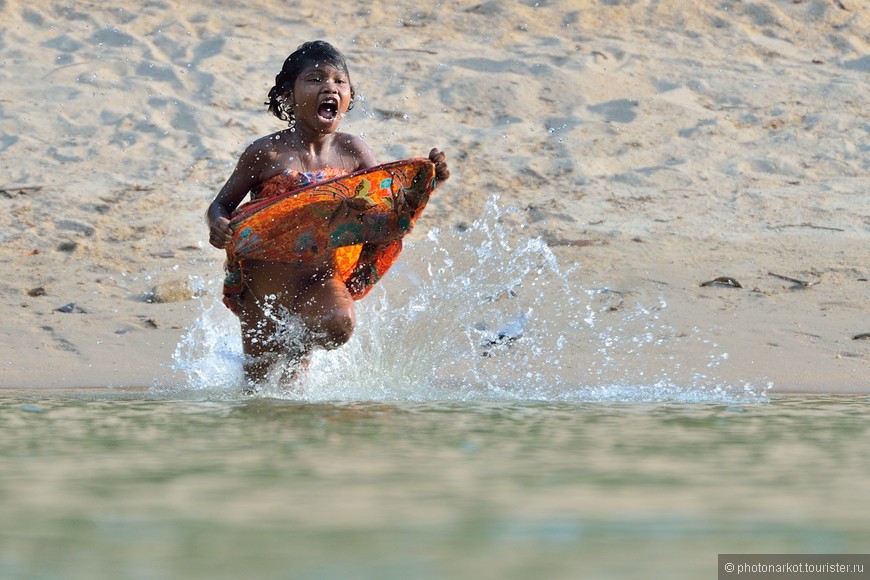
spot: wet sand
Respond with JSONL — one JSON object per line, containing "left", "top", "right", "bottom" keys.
{"left": 1, "top": 1, "right": 867, "bottom": 392}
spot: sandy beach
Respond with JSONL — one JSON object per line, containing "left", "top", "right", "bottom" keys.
{"left": 0, "top": 0, "right": 867, "bottom": 393}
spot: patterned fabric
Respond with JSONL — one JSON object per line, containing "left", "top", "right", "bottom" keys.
{"left": 222, "top": 159, "right": 436, "bottom": 315}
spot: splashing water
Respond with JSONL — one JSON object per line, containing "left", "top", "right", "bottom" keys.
{"left": 167, "top": 197, "right": 768, "bottom": 404}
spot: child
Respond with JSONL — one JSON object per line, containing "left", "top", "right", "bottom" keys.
{"left": 207, "top": 41, "right": 450, "bottom": 388}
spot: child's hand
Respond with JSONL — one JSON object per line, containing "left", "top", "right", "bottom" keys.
{"left": 209, "top": 216, "right": 233, "bottom": 249}
{"left": 429, "top": 148, "right": 450, "bottom": 184}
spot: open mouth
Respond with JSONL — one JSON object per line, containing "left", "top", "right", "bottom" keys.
{"left": 318, "top": 99, "right": 338, "bottom": 121}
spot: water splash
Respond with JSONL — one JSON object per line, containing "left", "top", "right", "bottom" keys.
{"left": 167, "top": 197, "right": 769, "bottom": 404}
{"left": 161, "top": 290, "right": 245, "bottom": 399}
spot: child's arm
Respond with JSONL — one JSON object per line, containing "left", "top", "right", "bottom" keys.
{"left": 207, "top": 143, "right": 266, "bottom": 249}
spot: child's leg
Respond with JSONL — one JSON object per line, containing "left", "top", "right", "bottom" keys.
{"left": 237, "top": 291, "right": 309, "bottom": 387}
{"left": 236, "top": 275, "right": 355, "bottom": 388}
{"left": 293, "top": 276, "right": 356, "bottom": 349}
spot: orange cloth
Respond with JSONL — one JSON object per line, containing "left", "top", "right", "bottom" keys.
{"left": 222, "top": 160, "right": 435, "bottom": 315}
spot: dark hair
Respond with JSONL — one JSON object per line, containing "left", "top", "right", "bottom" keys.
{"left": 266, "top": 40, "right": 355, "bottom": 125}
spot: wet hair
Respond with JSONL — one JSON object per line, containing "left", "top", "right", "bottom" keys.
{"left": 266, "top": 40, "right": 355, "bottom": 125}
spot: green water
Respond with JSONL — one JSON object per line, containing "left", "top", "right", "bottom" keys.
{"left": 1, "top": 392, "right": 868, "bottom": 580}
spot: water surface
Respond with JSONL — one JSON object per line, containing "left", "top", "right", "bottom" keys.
{"left": 1, "top": 392, "right": 867, "bottom": 579}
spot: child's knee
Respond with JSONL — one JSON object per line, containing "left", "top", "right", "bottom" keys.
{"left": 319, "top": 309, "right": 355, "bottom": 348}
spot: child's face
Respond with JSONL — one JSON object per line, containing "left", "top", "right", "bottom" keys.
{"left": 289, "top": 63, "right": 353, "bottom": 133}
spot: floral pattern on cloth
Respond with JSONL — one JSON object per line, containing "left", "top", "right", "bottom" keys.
{"left": 222, "top": 159, "right": 436, "bottom": 316}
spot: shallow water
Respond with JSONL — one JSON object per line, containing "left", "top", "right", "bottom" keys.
{"left": 1, "top": 392, "right": 868, "bottom": 580}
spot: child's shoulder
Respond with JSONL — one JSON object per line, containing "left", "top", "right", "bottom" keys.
{"left": 238, "top": 131, "right": 290, "bottom": 166}
{"left": 335, "top": 132, "right": 377, "bottom": 167}
{"left": 248, "top": 131, "right": 287, "bottom": 152}
{"left": 335, "top": 131, "right": 370, "bottom": 153}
